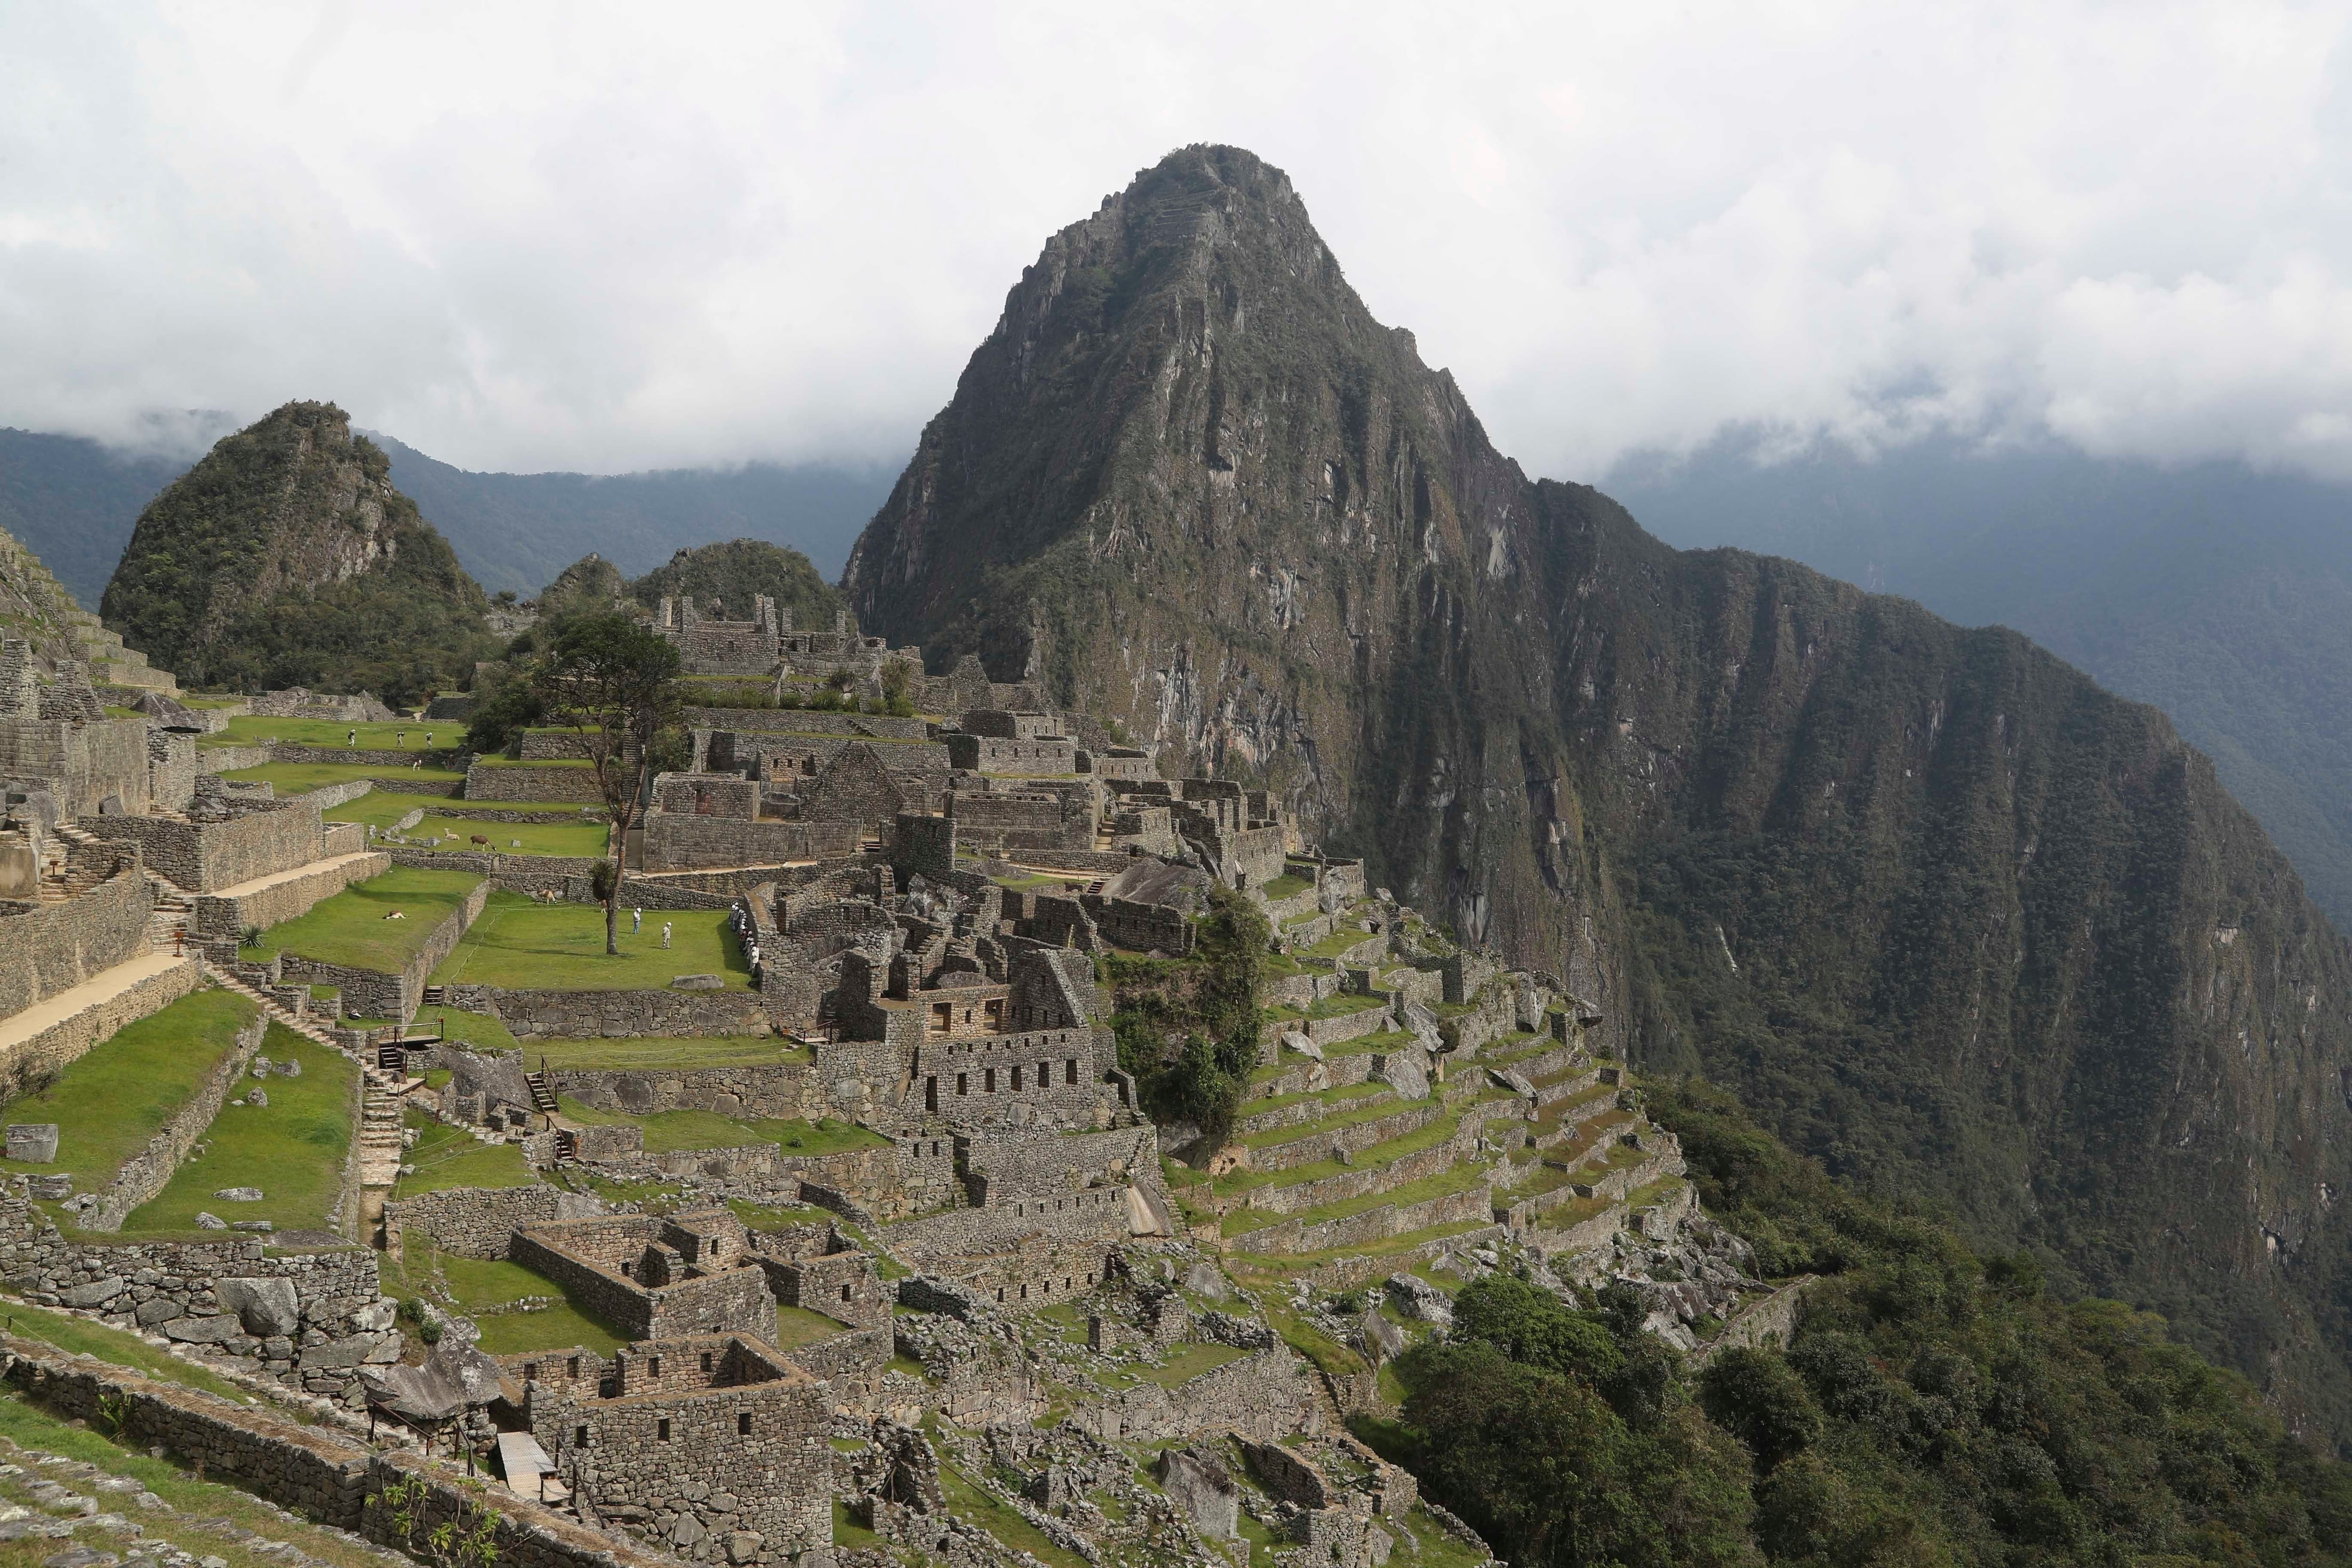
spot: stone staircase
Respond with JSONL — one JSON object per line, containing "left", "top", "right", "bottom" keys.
{"left": 63, "top": 607, "right": 178, "bottom": 695}
{"left": 142, "top": 869, "right": 196, "bottom": 956}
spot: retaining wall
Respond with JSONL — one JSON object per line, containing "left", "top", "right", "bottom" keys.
{"left": 465, "top": 763, "right": 606, "bottom": 803}
{"left": 382, "top": 1182, "right": 565, "bottom": 1260}
{"left": 0, "top": 867, "right": 154, "bottom": 1035}
{"left": 0, "top": 955, "right": 200, "bottom": 1097}
{"left": 192, "top": 851, "right": 392, "bottom": 939}
{"left": 95, "top": 802, "right": 323, "bottom": 893}
{"left": 279, "top": 877, "right": 488, "bottom": 1022}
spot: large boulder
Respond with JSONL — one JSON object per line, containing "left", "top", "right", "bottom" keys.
{"left": 217, "top": 1276, "right": 300, "bottom": 1337}
{"left": 1155, "top": 1448, "right": 1239, "bottom": 1538}
{"left": 162, "top": 1313, "right": 242, "bottom": 1345}
{"left": 1372, "top": 1051, "right": 1430, "bottom": 1101}
{"left": 5, "top": 1124, "right": 57, "bottom": 1162}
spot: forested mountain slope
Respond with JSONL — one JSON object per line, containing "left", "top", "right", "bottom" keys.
{"left": 101, "top": 401, "right": 497, "bottom": 705}
{"left": 844, "top": 143, "right": 2352, "bottom": 1442}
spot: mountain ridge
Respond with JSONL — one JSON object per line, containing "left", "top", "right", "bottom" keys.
{"left": 844, "top": 142, "right": 2352, "bottom": 1440}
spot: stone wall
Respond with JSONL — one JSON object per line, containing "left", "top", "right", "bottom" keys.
{"left": 382, "top": 1182, "right": 564, "bottom": 1260}
{"left": 960, "top": 1125, "right": 1160, "bottom": 1206}
{"left": 465, "top": 762, "right": 607, "bottom": 804}
{"left": 0, "top": 953, "right": 199, "bottom": 1099}
{"left": 510, "top": 1221, "right": 776, "bottom": 1341}
{"left": 755, "top": 1249, "right": 889, "bottom": 1328}
{"left": 468, "top": 985, "right": 772, "bottom": 1039}
{"left": 1065, "top": 1345, "right": 1312, "bottom": 1443}
{"left": 0, "top": 865, "right": 154, "bottom": 1035}
{"left": 279, "top": 876, "right": 487, "bottom": 1023}
{"left": 643, "top": 813, "right": 858, "bottom": 871}
{"left": 87, "top": 1008, "right": 267, "bottom": 1230}
{"left": 196, "top": 742, "right": 272, "bottom": 772}
{"left": 685, "top": 708, "right": 931, "bottom": 741}
{"left": 554, "top": 1058, "right": 823, "bottom": 1117}
{"left": 0, "top": 1203, "right": 396, "bottom": 1401}
{"left": 95, "top": 800, "right": 323, "bottom": 893}
{"left": 882, "top": 1185, "right": 1138, "bottom": 1270}
{"left": 527, "top": 1340, "right": 834, "bottom": 1559}
{"left": 192, "top": 850, "right": 390, "bottom": 939}
{"left": 781, "top": 1322, "right": 890, "bottom": 1412}
{"left": 0, "top": 1340, "right": 686, "bottom": 1568}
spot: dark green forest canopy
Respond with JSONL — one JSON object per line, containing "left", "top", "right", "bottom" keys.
{"left": 101, "top": 401, "right": 496, "bottom": 706}
{"left": 1375, "top": 1080, "right": 2352, "bottom": 1568}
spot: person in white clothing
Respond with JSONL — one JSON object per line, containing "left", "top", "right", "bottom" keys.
{"left": 632, "top": 907, "right": 642, "bottom": 935}
{"left": 660, "top": 921, "right": 672, "bottom": 949}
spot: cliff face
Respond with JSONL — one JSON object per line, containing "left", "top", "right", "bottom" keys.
{"left": 103, "top": 402, "right": 494, "bottom": 705}
{"left": 846, "top": 144, "right": 2352, "bottom": 1437}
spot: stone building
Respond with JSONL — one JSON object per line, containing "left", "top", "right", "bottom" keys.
{"left": 510, "top": 1210, "right": 776, "bottom": 1342}
{"left": 514, "top": 1334, "right": 833, "bottom": 1562}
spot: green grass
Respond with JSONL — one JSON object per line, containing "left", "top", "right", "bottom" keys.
{"left": 199, "top": 716, "right": 440, "bottom": 749}
{"left": 1244, "top": 1081, "right": 1388, "bottom": 1121}
{"left": 1136, "top": 1341, "right": 1250, "bottom": 1385}
{"left": 1212, "top": 1108, "right": 1468, "bottom": 1198}
{"left": 385, "top": 1237, "right": 624, "bottom": 1356}
{"left": 406, "top": 1006, "right": 521, "bottom": 1052}
{"left": 217, "top": 760, "right": 463, "bottom": 793}
{"left": 239, "top": 867, "right": 482, "bottom": 968}
{"left": 1224, "top": 1162, "right": 1492, "bottom": 1238}
{"left": 405, "top": 813, "right": 610, "bottom": 857}
{"left": 834, "top": 1498, "right": 882, "bottom": 1550}
{"left": 470, "top": 756, "right": 594, "bottom": 770}
{"left": 0, "top": 988, "right": 259, "bottom": 1195}
{"left": 122, "top": 1023, "right": 354, "bottom": 1235}
{"left": 0, "top": 1297, "right": 250, "bottom": 1401}
{"left": 390, "top": 1108, "right": 537, "bottom": 1197}
{"left": 1303, "top": 926, "right": 1379, "bottom": 961}
{"left": 431, "top": 892, "right": 750, "bottom": 990}
{"left": 936, "top": 1452, "right": 1090, "bottom": 1568}
{"left": 1264, "top": 873, "right": 1313, "bottom": 900}
{"left": 1226, "top": 1219, "right": 1494, "bottom": 1280}
{"left": 773, "top": 1304, "right": 853, "bottom": 1350}
{"left": 0, "top": 1392, "right": 408, "bottom": 1568}
{"left": 527, "top": 1035, "right": 809, "bottom": 1071}
{"left": 557, "top": 1098, "right": 890, "bottom": 1155}
{"left": 1239, "top": 1090, "right": 1420, "bottom": 1151}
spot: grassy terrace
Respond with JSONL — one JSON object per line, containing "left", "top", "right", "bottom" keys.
{"left": 199, "top": 715, "right": 448, "bottom": 749}
{"left": 0, "top": 988, "right": 259, "bottom": 1197}
{"left": 123, "top": 1022, "right": 355, "bottom": 1235}
{"left": 1212, "top": 1104, "right": 1471, "bottom": 1198}
{"left": 1225, "top": 1218, "right": 1493, "bottom": 1281}
{"left": 558, "top": 1098, "right": 890, "bottom": 1156}
{"left": 525, "top": 1035, "right": 812, "bottom": 1071}
{"left": 1221, "top": 1162, "right": 1493, "bottom": 1238}
{"left": 408, "top": 1005, "right": 522, "bottom": 1051}
{"left": 239, "top": 867, "right": 483, "bottom": 970}
{"left": 772, "top": 1303, "right": 854, "bottom": 1351}
{"left": 1243, "top": 1080, "right": 1387, "bottom": 1121}
{"left": 389, "top": 813, "right": 610, "bottom": 857}
{"left": 390, "top": 1107, "right": 536, "bottom": 1197}
{"left": 1532, "top": 1080, "right": 1619, "bottom": 1131}
{"left": 430, "top": 893, "right": 749, "bottom": 990}
{"left": 218, "top": 760, "right": 463, "bottom": 793}
{"left": 383, "top": 1236, "right": 623, "bottom": 1356}
{"left": 1236, "top": 1090, "right": 1417, "bottom": 1152}
{"left": 1299, "top": 925, "right": 1378, "bottom": 960}
{"left": 1263, "top": 873, "right": 1312, "bottom": 900}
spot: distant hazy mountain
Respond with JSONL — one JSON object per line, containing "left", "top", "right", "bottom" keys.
{"left": 0, "top": 425, "right": 898, "bottom": 609}
{"left": 0, "top": 429, "right": 187, "bottom": 609}
{"left": 370, "top": 436, "right": 894, "bottom": 594}
{"left": 1606, "top": 436, "right": 2352, "bottom": 928}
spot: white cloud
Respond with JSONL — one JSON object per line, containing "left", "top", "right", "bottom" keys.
{"left": 5, "top": 0, "right": 2352, "bottom": 480}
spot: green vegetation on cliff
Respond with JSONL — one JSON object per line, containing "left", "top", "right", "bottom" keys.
{"left": 101, "top": 401, "right": 497, "bottom": 704}
{"left": 1380, "top": 1081, "right": 2352, "bottom": 1568}
{"left": 1104, "top": 888, "right": 1268, "bottom": 1137}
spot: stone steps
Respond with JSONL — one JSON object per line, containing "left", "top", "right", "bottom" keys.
{"left": 200, "top": 963, "right": 405, "bottom": 1185}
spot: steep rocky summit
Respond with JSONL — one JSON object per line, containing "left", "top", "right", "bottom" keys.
{"left": 102, "top": 401, "right": 495, "bottom": 705}
{"left": 846, "top": 144, "right": 2352, "bottom": 1438}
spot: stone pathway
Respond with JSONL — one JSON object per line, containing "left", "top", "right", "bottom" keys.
{"left": 0, "top": 954, "right": 196, "bottom": 1062}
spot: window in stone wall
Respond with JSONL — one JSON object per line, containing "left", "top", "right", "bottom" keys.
{"left": 700, "top": 1351, "right": 713, "bottom": 1372}
{"left": 958, "top": 1073, "right": 969, "bottom": 1096}
{"left": 926, "top": 1075, "right": 938, "bottom": 1112}
{"left": 1065, "top": 1059, "right": 1078, "bottom": 1084}
{"left": 841, "top": 1282, "right": 853, "bottom": 1303}
{"left": 739, "top": 1412, "right": 753, "bottom": 1435}
{"left": 651, "top": 1356, "right": 662, "bottom": 1377}
{"left": 568, "top": 1356, "right": 581, "bottom": 1378}
{"left": 1040, "top": 1059, "right": 1050, "bottom": 1087}
{"left": 985, "top": 1067, "right": 996, "bottom": 1092}
{"left": 931, "top": 1002, "right": 952, "bottom": 1034}
{"left": 658, "top": 1419, "right": 671, "bottom": 1441}
{"left": 1011, "top": 1065, "right": 1023, "bottom": 1091}
{"left": 576, "top": 1425, "right": 589, "bottom": 1449}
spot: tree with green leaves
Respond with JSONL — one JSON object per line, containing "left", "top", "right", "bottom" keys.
{"left": 529, "top": 613, "right": 681, "bottom": 955}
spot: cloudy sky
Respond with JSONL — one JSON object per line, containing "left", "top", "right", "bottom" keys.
{"left": 6, "top": 1, "right": 2352, "bottom": 482}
